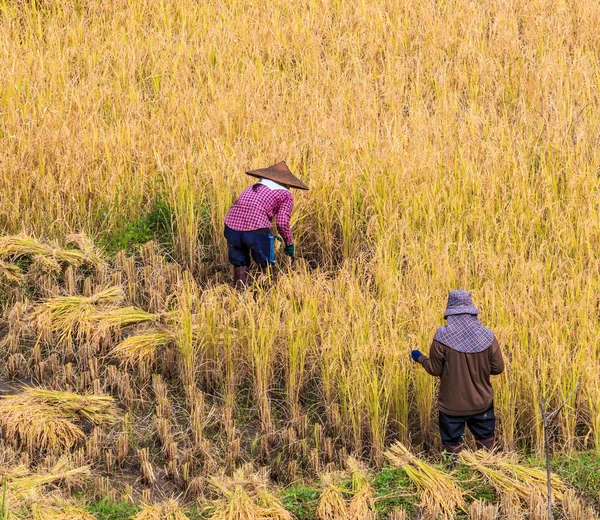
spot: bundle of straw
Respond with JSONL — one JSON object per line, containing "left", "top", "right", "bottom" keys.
{"left": 112, "top": 329, "right": 175, "bottom": 366}
{"left": 346, "top": 458, "right": 376, "bottom": 520}
{"left": 317, "top": 474, "right": 349, "bottom": 520}
{"left": 384, "top": 442, "right": 465, "bottom": 520}
{"left": 134, "top": 499, "right": 190, "bottom": 520}
{"left": 207, "top": 467, "right": 291, "bottom": 520}
{"left": 32, "top": 502, "right": 96, "bottom": 520}
{"left": 65, "top": 234, "right": 105, "bottom": 271}
{"left": 0, "top": 235, "right": 86, "bottom": 267}
{"left": 458, "top": 450, "right": 565, "bottom": 503}
{"left": 30, "top": 286, "right": 125, "bottom": 345}
{"left": 8, "top": 459, "right": 90, "bottom": 499}
{"left": 0, "top": 260, "right": 24, "bottom": 284}
{"left": 0, "top": 388, "right": 119, "bottom": 454}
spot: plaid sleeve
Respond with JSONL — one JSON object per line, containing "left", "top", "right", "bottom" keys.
{"left": 275, "top": 191, "right": 294, "bottom": 245}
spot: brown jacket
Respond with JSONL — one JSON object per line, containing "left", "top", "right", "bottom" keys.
{"left": 418, "top": 337, "right": 504, "bottom": 416}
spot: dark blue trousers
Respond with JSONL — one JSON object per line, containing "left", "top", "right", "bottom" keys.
{"left": 224, "top": 225, "right": 275, "bottom": 267}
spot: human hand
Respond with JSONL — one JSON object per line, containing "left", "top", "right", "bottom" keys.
{"left": 411, "top": 350, "right": 423, "bottom": 362}
{"left": 284, "top": 244, "right": 295, "bottom": 257}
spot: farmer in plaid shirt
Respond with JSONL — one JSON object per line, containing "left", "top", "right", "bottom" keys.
{"left": 411, "top": 290, "right": 505, "bottom": 460}
{"left": 224, "top": 161, "right": 309, "bottom": 288}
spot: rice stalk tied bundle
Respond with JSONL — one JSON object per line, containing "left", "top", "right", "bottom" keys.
{"left": 0, "top": 235, "right": 87, "bottom": 268}
{"left": 7, "top": 459, "right": 90, "bottom": 499}
{"left": 32, "top": 502, "right": 96, "bottom": 520}
{"left": 346, "top": 458, "right": 376, "bottom": 520}
{"left": 384, "top": 442, "right": 465, "bottom": 520}
{"left": 22, "top": 388, "right": 119, "bottom": 425}
{"left": 112, "top": 329, "right": 176, "bottom": 367}
{"left": 65, "top": 234, "right": 106, "bottom": 271}
{"left": 89, "top": 307, "right": 157, "bottom": 329}
{"left": 207, "top": 467, "right": 291, "bottom": 520}
{"left": 0, "top": 388, "right": 119, "bottom": 455}
{"left": 458, "top": 450, "right": 566, "bottom": 503}
{"left": 458, "top": 451, "right": 532, "bottom": 503}
{"left": 30, "top": 286, "right": 124, "bottom": 347}
{"left": 0, "top": 261, "right": 24, "bottom": 284}
{"left": 133, "top": 499, "right": 190, "bottom": 520}
{"left": 317, "top": 473, "right": 349, "bottom": 520}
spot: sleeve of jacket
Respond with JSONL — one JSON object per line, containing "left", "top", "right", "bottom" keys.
{"left": 418, "top": 340, "right": 445, "bottom": 377}
{"left": 489, "top": 337, "right": 505, "bottom": 375}
{"left": 275, "top": 191, "right": 294, "bottom": 245}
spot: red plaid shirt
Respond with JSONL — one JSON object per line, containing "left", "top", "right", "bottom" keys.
{"left": 225, "top": 184, "right": 294, "bottom": 245}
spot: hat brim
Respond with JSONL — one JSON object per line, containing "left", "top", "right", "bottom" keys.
{"left": 246, "top": 161, "right": 309, "bottom": 190}
{"left": 444, "top": 305, "right": 480, "bottom": 318}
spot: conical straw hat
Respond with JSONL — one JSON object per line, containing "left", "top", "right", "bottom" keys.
{"left": 246, "top": 161, "right": 309, "bottom": 190}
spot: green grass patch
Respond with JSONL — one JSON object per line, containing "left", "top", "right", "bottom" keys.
{"left": 87, "top": 500, "right": 140, "bottom": 520}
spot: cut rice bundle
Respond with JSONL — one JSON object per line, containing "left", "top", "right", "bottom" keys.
{"left": 134, "top": 499, "right": 190, "bottom": 520}
{"left": 0, "top": 234, "right": 99, "bottom": 270}
{"left": 208, "top": 467, "right": 291, "bottom": 520}
{"left": 30, "top": 286, "right": 125, "bottom": 345}
{"left": 0, "top": 260, "right": 24, "bottom": 284}
{"left": 346, "top": 458, "right": 376, "bottom": 520}
{"left": 384, "top": 442, "right": 464, "bottom": 520}
{"left": 112, "top": 329, "right": 175, "bottom": 366}
{"left": 317, "top": 473, "right": 349, "bottom": 520}
{"left": 32, "top": 502, "right": 96, "bottom": 520}
{"left": 458, "top": 450, "right": 565, "bottom": 503}
{"left": 0, "top": 388, "right": 118, "bottom": 454}
{"left": 7, "top": 459, "right": 90, "bottom": 499}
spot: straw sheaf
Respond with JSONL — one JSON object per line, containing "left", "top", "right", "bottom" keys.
{"left": 458, "top": 450, "right": 566, "bottom": 503}
{"left": 207, "top": 468, "right": 291, "bottom": 520}
{"left": 0, "top": 388, "right": 119, "bottom": 454}
{"left": 0, "top": 234, "right": 104, "bottom": 271}
{"left": 384, "top": 442, "right": 465, "bottom": 520}
{"left": 112, "top": 329, "right": 176, "bottom": 366}
{"left": 0, "top": 260, "right": 24, "bottom": 284}
{"left": 133, "top": 499, "right": 190, "bottom": 520}
{"left": 5, "top": 459, "right": 91, "bottom": 499}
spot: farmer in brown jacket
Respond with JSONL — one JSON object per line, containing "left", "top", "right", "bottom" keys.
{"left": 411, "top": 290, "right": 504, "bottom": 458}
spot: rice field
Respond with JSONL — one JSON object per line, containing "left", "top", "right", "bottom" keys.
{"left": 1, "top": 0, "right": 600, "bottom": 517}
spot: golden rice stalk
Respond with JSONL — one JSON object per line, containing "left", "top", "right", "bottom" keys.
{"left": 459, "top": 450, "right": 565, "bottom": 503}
{"left": 0, "top": 260, "right": 24, "bottom": 284}
{"left": 65, "top": 234, "right": 106, "bottom": 271}
{"left": 0, "top": 388, "right": 118, "bottom": 454}
{"left": 489, "top": 452, "right": 566, "bottom": 500}
{"left": 255, "top": 489, "right": 293, "bottom": 520}
{"left": 32, "top": 502, "right": 96, "bottom": 520}
{"left": 387, "top": 507, "right": 408, "bottom": 520}
{"left": 89, "top": 307, "right": 157, "bottom": 328}
{"left": 112, "top": 329, "right": 175, "bottom": 366}
{"left": 468, "top": 500, "right": 498, "bottom": 520}
{"left": 209, "top": 485, "right": 263, "bottom": 520}
{"left": 317, "top": 474, "right": 349, "bottom": 520}
{"left": 561, "top": 489, "right": 599, "bottom": 520}
{"left": 20, "top": 388, "right": 119, "bottom": 425}
{"left": 458, "top": 451, "right": 531, "bottom": 503}
{"left": 133, "top": 499, "right": 190, "bottom": 520}
{"left": 30, "top": 286, "right": 125, "bottom": 345}
{"left": 0, "top": 400, "right": 85, "bottom": 454}
{"left": 8, "top": 459, "right": 90, "bottom": 498}
{"left": 384, "top": 442, "right": 464, "bottom": 520}
{"left": 207, "top": 467, "right": 291, "bottom": 520}
{"left": 346, "top": 458, "right": 376, "bottom": 520}
{"left": 0, "top": 235, "right": 86, "bottom": 267}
